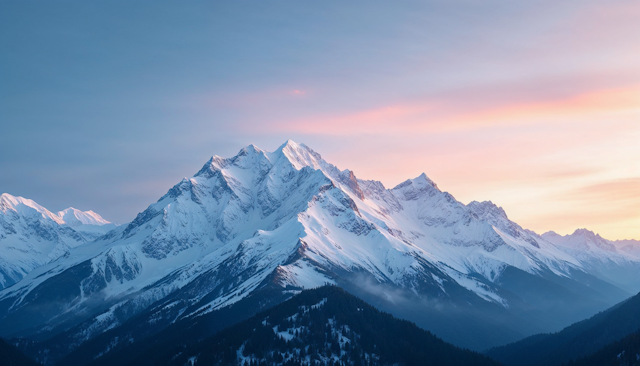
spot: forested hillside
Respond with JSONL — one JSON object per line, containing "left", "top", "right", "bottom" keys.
{"left": 98, "top": 286, "right": 501, "bottom": 366}
{"left": 487, "top": 291, "right": 640, "bottom": 366}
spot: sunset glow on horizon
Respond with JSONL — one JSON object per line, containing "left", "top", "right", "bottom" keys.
{"left": 1, "top": 0, "right": 638, "bottom": 240}
{"left": 265, "top": 83, "right": 640, "bottom": 241}
{"left": 213, "top": 80, "right": 639, "bottom": 241}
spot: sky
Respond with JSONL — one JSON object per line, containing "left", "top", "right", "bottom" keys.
{"left": 1, "top": 0, "right": 638, "bottom": 240}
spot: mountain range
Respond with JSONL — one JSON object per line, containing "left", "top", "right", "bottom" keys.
{"left": 1, "top": 140, "right": 639, "bottom": 364}
{"left": 0, "top": 194, "right": 116, "bottom": 290}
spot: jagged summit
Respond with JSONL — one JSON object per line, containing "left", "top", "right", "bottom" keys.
{"left": 194, "top": 141, "right": 365, "bottom": 203}
{"left": 541, "top": 229, "right": 615, "bottom": 243}
{"left": 275, "top": 139, "right": 332, "bottom": 172}
{"left": 57, "top": 207, "right": 111, "bottom": 227}
{"left": 468, "top": 200, "right": 509, "bottom": 220}
{"left": 392, "top": 172, "right": 439, "bottom": 191}
{"left": 416, "top": 172, "right": 439, "bottom": 188}
{"left": 0, "top": 193, "right": 115, "bottom": 290}
{"left": 572, "top": 228, "right": 602, "bottom": 238}
{"left": 543, "top": 227, "right": 617, "bottom": 253}
{"left": 0, "top": 193, "right": 113, "bottom": 228}
{"left": 0, "top": 193, "right": 65, "bottom": 224}
{"left": 542, "top": 228, "right": 608, "bottom": 243}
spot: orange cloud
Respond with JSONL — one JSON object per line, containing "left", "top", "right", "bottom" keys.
{"left": 561, "top": 178, "right": 640, "bottom": 204}
{"left": 451, "top": 85, "right": 640, "bottom": 128}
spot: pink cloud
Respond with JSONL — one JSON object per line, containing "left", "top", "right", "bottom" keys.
{"left": 262, "top": 84, "right": 639, "bottom": 240}
{"left": 270, "top": 84, "right": 640, "bottom": 136}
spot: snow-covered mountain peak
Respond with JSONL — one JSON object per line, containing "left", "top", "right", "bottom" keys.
{"left": 279, "top": 139, "right": 306, "bottom": 151}
{"left": 573, "top": 229, "right": 617, "bottom": 252}
{"left": 1, "top": 194, "right": 113, "bottom": 229}
{"left": 391, "top": 173, "right": 444, "bottom": 203}
{"left": 542, "top": 228, "right": 617, "bottom": 252}
{"left": 393, "top": 173, "right": 439, "bottom": 191}
{"left": 466, "top": 200, "right": 541, "bottom": 249}
{"left": 244, "top": 143, "right": 261, "bottom": 152}
{"left": 208, "top": 155, "right": 227, "bottom": 169}
{"left": 467, "top": 201, "right": 508, "bottom": 220}
{"left": 236, "top": 143, "right": 266, "bottom": 158}
{"left": 572, "top": 228, "right": 601, "bottom": 239}
{"left": 57, "top": 207, "right": 111, "bottom": 227}
{"left": 275, "top": 139, "right": 328, "bottom": 171}
{"left": 535, "top": 230, "right": 640, "bottom": 291}
{"left": 0, "top": 193, "right": 118, "bottom": 289}
{"left": 417, "top": 172, "right": 438, "bottom": 187}
{"left": 195, "top": 156, "right": 224, "bottom": 177}
{"left": 197, "top": 141, "right": 325, "bottom": 178}
{"left": 236, "top": 140, "right": 366, "bottom": 201}
{"left": 0, "top": 193, "right": 65, "bottom": 224}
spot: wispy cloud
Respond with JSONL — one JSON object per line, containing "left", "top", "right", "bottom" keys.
{"left": 562, "top": 178, "right": 640, "bottom": 204}
{"left": 268, "top": 84, "right": 640, "bottom": 136}
{"left": 240, "top": 83, "right": 639, "bottom": 240}
{"left": 523, "top": 178, "right": 640, "bottom": 238}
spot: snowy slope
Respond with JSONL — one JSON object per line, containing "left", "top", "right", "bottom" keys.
{"left": 57, "top": 208, "right": 111, "bottom": 227}
{"left": 542, "top": 230, "right": 640, "bottom": 292}
{"left": 0, "top": 194, "right": 115, "bottom": 289}
{"left": 56, "top": 208, "right": 117, "bottom": 241}
{"left": 613, "top": 238, "right": 640, "bottom": 258}
{"left": 0, "top": 141, "right": 637, "bottom": 360}
{"left": 543, "top": 229, "right": 628, "bottom": 259}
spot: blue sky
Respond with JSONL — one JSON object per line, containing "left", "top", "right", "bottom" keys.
{"left": 1, "top": 1, "right": 638, "bottom": 239}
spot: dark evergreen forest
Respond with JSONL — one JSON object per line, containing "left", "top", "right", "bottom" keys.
{"left": 102, "top": 286, "right": 500, "bottom": 366}
{"left": 0, "top": 338, "right": 40, "bottom": 366}
{"left": 566, "top": 329, "right": 640, "bottom": 366}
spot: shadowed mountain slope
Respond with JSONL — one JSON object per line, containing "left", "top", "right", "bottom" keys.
{"left": 486, "top": 291, "right": 640, "bottom": 365}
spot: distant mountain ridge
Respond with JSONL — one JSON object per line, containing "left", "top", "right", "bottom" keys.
{"left": 486, "top": 290, "right": 640, "bottom": 366}
{"left": 0, "top": 140, "right": 638, "bottom": 364}
{"left": 57, "top": 207, "right": 111, "bottom": 227}
{"left": 542, "top": 229, "right": 640, "bottom": 292}
{"left": 0, "top": 193, "right": 116, "bottom": 289}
